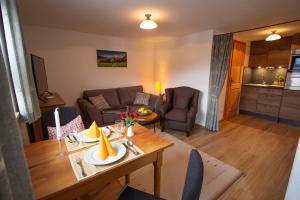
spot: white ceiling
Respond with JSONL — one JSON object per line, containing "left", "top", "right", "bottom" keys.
{"left": 235, "top": 21, "right": 300, "bottom": 41}
{"left": 18, "top": 0, "right": 300, "bottom": 39}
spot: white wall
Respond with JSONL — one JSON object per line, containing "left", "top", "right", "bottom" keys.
{"left": 24, "top": 26, "right": 214, "bottom": 126}
{"left": 23, "top": 25, "right": 155, "bottom": 106}
{"left": 153, "top": 30, "right": 214, "bottom": 126}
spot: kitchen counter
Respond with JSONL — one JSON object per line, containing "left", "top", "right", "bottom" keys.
{"left": 243, "top": 83, "right": 284, "bottom": 89}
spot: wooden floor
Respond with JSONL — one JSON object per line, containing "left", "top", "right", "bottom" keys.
{"left": 168, "top": 114, "right": 300, "bottom": 200}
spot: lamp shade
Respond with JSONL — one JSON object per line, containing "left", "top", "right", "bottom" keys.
{"left": 155, "top": 81, "right": 161, "bottom": 95}
{"left": 140, "top": 14, "right": 158, "bottom": 29}
{"left": 265, "top": 31, "right": 281, "bottom": 41}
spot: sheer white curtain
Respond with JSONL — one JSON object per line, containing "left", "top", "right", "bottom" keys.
{"left": 1, "top": 0, "right": 40, "bottom": 123}
{"left": 0, "top": 7, "right": 34, "bottom": 200}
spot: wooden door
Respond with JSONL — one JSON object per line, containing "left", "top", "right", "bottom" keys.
{"left": 224, "top": 40, "right": 246, "bottom": 120}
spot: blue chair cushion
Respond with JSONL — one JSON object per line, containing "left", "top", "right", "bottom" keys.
{"left": 119, "top": 186, "right": 165, "bottom": 200}
{"left": 181, "top": 149, "right": 204, "bottom": 200}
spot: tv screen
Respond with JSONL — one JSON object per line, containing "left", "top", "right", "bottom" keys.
{"left": 31, "top": 54, "right": 48, "bottom": 96}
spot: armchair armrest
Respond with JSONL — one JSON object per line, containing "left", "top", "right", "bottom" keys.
{"left": 159, "top": 104, "right": 172, "bottom": 117}
{"left": 188, "top": 106, "right": 197, "bottom": 116}
{"left": 187, "top": 106, "right": 198, "bottom": 130}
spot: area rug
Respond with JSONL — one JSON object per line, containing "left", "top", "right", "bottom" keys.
{"left": 124, "top": 130, "right": 243, "bottom": 200}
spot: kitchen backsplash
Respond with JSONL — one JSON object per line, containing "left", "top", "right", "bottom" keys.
{"left": 243, "top": 67, "right": 287, "bottom": 85}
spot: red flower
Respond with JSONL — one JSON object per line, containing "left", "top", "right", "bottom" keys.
{"left": 130, "top": 112, "right": 138, "bottom": 119}
{"left": 120, "top": 113, "right": 126, "bottom": 119}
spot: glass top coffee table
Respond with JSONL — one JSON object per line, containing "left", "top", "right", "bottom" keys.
{"left": 135, "top": 112, "right": 158, "bottom": 132}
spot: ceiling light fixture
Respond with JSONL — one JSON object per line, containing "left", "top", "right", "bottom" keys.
{"left": 265, "top": 31, "right": 281, "bottom": 41}
{"left": 140, "top": 14, "right": 157, "bottom": 30}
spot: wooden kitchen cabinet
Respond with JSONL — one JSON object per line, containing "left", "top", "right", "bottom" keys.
{"left": 248, "top": 40, "right": 268, "bottom": 67}
{"left": 291, "top": 33, "right": 300, "bottom": 50}
{"left": 240, "top": 86, "right": 283, "bottom": 118}
{"left": 256, "top": 103, "right": 280, "bottom": 117}
{"left": 240, "top": 86, "right": 258, "bottom": 112}
{"left": 279, "top": 90, "right": 300, "bottom": 121}
{"left": 256, "top": 88, "right": 282, "bottom": 117}
{"left": 248, "top": 36, "right": 293, "bottom": 68}
{"left": 267, "top": 37, "right": 292, "bottom": 67}
{"left": 240, "top": 98, "right": 257, "bottom": 112}
{"left": 241, "top": 86, "right": 258, "bottom": 99}
{"left": 257, "top": 93, "right": 282, "bottom": 107}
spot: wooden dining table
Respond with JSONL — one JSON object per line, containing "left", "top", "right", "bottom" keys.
{"left": 24, "top": 124, "right": 173, "bottom": 200}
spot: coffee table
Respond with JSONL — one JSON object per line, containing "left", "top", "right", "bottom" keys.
{"left": 135, "top": 112, "right": 158, "bottom": 132}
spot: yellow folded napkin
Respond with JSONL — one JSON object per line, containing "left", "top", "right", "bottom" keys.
{"left": 98, "top": 129, "right": 117, "bottom": 160}
{"left": 86, "top": 121, "right": 100, "bottom": 138}
{"left": 99, "top": 129, "right": 108, "bottom": 160}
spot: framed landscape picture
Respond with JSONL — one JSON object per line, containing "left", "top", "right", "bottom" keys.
{"left": 97, "top": 50, "right": 127, "bottom": 67}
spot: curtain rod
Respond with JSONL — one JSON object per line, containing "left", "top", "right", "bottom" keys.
{"left": 228, "top": 19, "right": 300, "bottom": 34}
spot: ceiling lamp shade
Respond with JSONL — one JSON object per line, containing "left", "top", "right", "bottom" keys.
{"left": 265, "top": 31, "right": 281, "bottom": 41}
{"left": 140, "top": 14, "right": 157, "bottom": 29}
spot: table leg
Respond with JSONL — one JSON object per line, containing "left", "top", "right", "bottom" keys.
{"left": 153, "top": 151, "right": 163, "bottom": 197}
{"left": 125, "top": 174, "right": 130, "bottom": 184}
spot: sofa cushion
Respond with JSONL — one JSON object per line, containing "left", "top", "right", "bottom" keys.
{"left": 133, "top": 92, "right": 150, "bottom": 106}
{"left": 83, "top": 88, "right": 120, "bottom": 107}
{"left": 89, "top": 94, "right": 111, "bottom": 110}
{"left": 118, "top": 85, "right": 143, "bottom": 106}
{"left": 165, "top": 109, "right": 187, "bottom": 122}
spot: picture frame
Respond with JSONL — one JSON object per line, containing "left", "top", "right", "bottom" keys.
{"left": 97, "top": 50, "right": 127, "bottom": 67}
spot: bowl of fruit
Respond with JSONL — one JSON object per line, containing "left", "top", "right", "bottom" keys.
{"left": 137, "top": 107, "right": 152, "bottom": 116}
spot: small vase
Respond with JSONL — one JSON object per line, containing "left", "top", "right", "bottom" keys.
{"left": 127, "top": 126, "right": 134, "bottom": 137}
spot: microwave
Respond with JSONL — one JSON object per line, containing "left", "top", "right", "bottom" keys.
{"left": 289, "top": 49, "right": 300, "bottom": 72}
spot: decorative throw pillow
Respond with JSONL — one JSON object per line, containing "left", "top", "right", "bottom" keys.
{"left": 89, "top": 94, "right": 111, "bottom": 110}
{"left": 47, "top": 115, "right": 85, "bottom": 139}
{"left": 133, "top": 92, "right": 150, "bottom": 105}
{"left": 174, "top": 95, "right": 191, "bottom": 109}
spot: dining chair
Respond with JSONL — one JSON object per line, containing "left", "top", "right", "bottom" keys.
{"left": 41, "top": 106, "right": 77, "bottom": 140}
{"left": 118, "top": 149, "right": 204, "bottom": 200}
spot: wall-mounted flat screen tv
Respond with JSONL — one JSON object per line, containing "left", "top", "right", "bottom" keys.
{"left": 31, "top": 54, "right": 48, "bottom": 97}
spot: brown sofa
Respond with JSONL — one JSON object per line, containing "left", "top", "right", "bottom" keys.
{"left": 77, "top": 85, "right": 163, "bottom": 127}
{"left": 159, "top": 86, "right": 199, "bottom": 137}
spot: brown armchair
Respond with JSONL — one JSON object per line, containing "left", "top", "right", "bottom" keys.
{"left": 160, "top": 86, "right": 200, "bottom": 137}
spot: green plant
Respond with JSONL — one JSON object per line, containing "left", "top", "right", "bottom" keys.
{"left": 120, "top": 112, "right": 137, "bottom": 127}
{"left": 276, "top": 75, "right": 285, "bottom": 82}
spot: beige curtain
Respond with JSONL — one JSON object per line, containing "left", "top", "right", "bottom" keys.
{"left": 205, "top": 33, "right": 233, "bottom": 131}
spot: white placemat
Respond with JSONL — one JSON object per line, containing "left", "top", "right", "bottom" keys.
{"left": 64, "top": 126, "right": 123, "bottom": 152}
{"left": 68, "top": 139, "right": 144, "bottom": 181}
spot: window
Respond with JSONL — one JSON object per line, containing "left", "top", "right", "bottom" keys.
{"left": 0, "top": 0, "right": 40, "bottom": 123}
